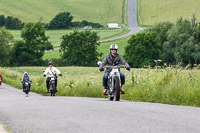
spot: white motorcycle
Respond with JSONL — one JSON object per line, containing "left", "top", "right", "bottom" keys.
{"left": 98, "top": 61, "right": 126, "bottom": 101}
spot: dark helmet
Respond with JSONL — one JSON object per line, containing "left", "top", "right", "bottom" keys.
{"left": 48, "top": 61, "right": 53, "bottom": 65}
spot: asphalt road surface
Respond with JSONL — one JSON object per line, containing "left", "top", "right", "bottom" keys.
{"left": 1, "top": 83, "right": 200, "bottom": 133}
{"left": 99, "top": 0, "right": 145, "bottom": 43}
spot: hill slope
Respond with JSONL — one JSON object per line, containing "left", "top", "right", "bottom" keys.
{"left": 0, "top": 0, "right": 124, "bottom": 25}
{"left": 139, "top": 0, "right": 200, "bottom": 25}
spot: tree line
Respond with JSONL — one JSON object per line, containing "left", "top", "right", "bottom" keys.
{"left": 0, "top": 12, "right": 103, "bottom": 30}
{"left": 1, "top": 16, "right": 199, "bottom": 68}
{"left": 0, "top": 22, "right": 101, "bottom": 67}
{"left": 124, "top": 15, "right": 200, "bottom": 68}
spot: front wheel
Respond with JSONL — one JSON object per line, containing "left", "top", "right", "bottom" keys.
{"left": 51, "top": 83, "right": 56, "bottom": 96}
{"left": 113, "top": 76, "right": 120, "bottom": 101}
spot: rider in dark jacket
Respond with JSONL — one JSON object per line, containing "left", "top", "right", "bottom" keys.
{"left": 21, "top": 72, "right": 31, "bottom": 92}
{"left": 99, "top": 44, "right": 130, "bottom": 95}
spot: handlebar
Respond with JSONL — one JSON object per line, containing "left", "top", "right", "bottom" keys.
{"left": 103, "top": 65, "right": 127, "bottom": 69}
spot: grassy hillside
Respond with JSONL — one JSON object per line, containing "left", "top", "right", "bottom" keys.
{"left": 0, "top": 0, "right": 125, "bottom": 26}
{"left": 139, "top": 0, "right": 200, "bottom": 25}
{"left": 1, "top": 66, "right": 200, "bottom": 107}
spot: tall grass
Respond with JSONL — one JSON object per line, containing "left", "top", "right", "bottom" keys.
{"left": 1, "top": 66, "right": 200, "bottom": 107}
{"left": 139, "top": 0, "right": 200, "bottom": 25}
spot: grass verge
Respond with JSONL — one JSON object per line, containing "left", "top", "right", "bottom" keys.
{"left": 1, "top": 67, "right": 200, "bottom": 107}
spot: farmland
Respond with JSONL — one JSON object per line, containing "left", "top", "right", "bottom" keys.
{"left": 10, "top": 29, "right": 129, "bottom": 48}
{"left": 139, "top": 0, "right": 200, "bottom": 25}
{"left": 0, "top": 0, "right": 125, "bottom": 26}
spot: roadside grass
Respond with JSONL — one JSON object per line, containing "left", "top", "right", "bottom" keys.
{"left": 1, "top": 66, "right": 200, "bottom": 107}
{"left": 139, "top": 0, "right": 200, "bottom": 25}
{"left": 0, "top": 121, "right": 13, "bottom": 133}
{"left": 42, "top": 35, "right": 132, "bottom": 60}
{"left": 0, "top": 0, "right": 124, "bottom": 26}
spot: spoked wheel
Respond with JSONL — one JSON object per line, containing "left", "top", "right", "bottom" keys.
{"left": 51, "top": 84, "right": 56, "bottom": 96}
{"left": 113, "top": 76, "right": 120, "bottom": 101}
{"left": 24, "top": 87, "right": 30, "bottom": 97}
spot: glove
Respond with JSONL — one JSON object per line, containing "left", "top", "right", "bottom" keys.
{"left": 59, "top": 74, "right": 62, "bottom": 76}
{"left": 126, "top": 67, "right": 130, "bottom": 71}
{"left": 43, "top": 74, "right": 46, "bottom": 77}
{"left": 99, "top": 67, "right": 104, "bottom": 72}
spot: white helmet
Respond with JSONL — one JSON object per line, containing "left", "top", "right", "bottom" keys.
{"left": 24, "top": 72, "right": 28, "bottom": 76}
{"left": 110, "top": 44, "right": 118, "bottom": 50}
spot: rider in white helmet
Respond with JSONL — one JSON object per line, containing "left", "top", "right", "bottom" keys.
{"left": 99, "top": 44, "right": 130, "bottom": 95}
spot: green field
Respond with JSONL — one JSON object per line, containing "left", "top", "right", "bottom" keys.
{"left": 1, "top": 66, "right": 200, "bottom": 107}
{"left": 139, "top": 0, "right": 200, "bottom": 25}
{"left": 0, "top": 0, "right": 125, "bottom": 26}
{"left": 10, "top": 29, "right": 129, "bottom": 48}
{"left": 43, "top": 35, "right": 131, "bottom": 60}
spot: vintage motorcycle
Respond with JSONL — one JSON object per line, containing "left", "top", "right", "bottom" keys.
{"left": 48, "top": 74, "right": 57, "bottom": 96}
{"left": 98, "top": 61, "right": 126, "bottom": 101}
{"left": 22, "top": 80, "right": 31, "bottom": 97}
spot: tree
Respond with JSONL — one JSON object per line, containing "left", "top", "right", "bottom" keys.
{"left": 147, "top": 21, "right": 173, "bottom": 45}
{"left": 5, "top": 16, "right": 24, "bottom": 29}
{"left": 124, "top": 31, "right": 161, "bottom": 68}
{"left": 0, "top": 15, "right": 5, "bottom": 27}
{"left": 60, "top": 30, "right": 102, "bottom": 66}
{"left": 0, "top": 27, "right": 13, "bottom": 66}
{"left": 12, "top": 22, "right": 53, "bottom": 66}
{"left": 48, "top": 12, "right": 73, "bottom": 29}
{"left": 163, "top": 16, "right": 200, "bottom": 66}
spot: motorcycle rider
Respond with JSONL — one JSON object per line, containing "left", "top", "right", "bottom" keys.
{"left": 21, "top": 72, "right": 32, "bottom": 92}
{"left": 99, "top": 44, "right": 130, "bottom": 95}
{"left": 43, "top": 61, "right": 62, "bottom": 93}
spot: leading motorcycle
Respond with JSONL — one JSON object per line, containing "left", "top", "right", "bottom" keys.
{"left": 98, "top": 61, "right": 126, "bottom": 101}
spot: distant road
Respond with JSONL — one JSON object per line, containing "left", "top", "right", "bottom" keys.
{"left": 100, "top": 0, "right": 145, "bottom": 42}
{"left": 1, "top": 83, "right": 200, "bottom": 133}
{"left": 53, "top": 0, "right": 145, "bottom": 50}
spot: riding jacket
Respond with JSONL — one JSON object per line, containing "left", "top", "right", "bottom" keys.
{"left": 100, "top": 53, "right": 130, "bottom": 72}
{"left": 21, "top": 75, "right": 31, "bottom": 82}
{"left": 44, "top": 66, "right": 61, "bottom": 78}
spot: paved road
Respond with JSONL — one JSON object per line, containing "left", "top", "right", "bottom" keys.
{"left": 1, "top": 83, "right": 200, "bottom": 133}
{"left": 100, "top": 0, "right": 145, "bottom": 42}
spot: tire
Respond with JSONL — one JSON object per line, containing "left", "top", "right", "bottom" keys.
{"left": 25, "top": 87, "right": 30, "bottom": 94}
{"left": 51, "top": 83, "right": 56, "bottom": 96}
{"left": 113, "top": 76, "right": 120, "bottom": 101}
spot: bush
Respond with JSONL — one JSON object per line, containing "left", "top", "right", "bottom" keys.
{"left": 60, "top": 30, "right": 102, "bottom": 66}
{"left": 48, "top": 12, "right": 73, "bottom": 29}
{"left": 124, "top": 31, "right": 161, "bottom": 67}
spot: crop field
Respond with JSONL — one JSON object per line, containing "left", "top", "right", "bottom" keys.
{"left": 1, "top": 66, "right": 200, "bottom": 107}
{"left": 9, "top": 29, "right": 128, "bottom": 48}
{"left": 0, "top": 0, "right": 125, "bottom": 26}
{"left": 139, "top": 0, "right": 200, "bottom": 25}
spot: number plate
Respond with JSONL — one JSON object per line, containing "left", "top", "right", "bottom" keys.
{"left": 51, "top": 77, "right": 55, "bottom": 80}
{"left": 113, "top": 69, "right": 118, "bottom": 72}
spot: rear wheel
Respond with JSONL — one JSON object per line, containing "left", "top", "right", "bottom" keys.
{"left": 113, "top": 76, "right": 120, "bottom": 101}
